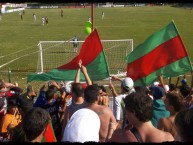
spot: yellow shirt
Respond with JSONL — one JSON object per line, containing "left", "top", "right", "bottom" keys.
{"left": 0, "top": 113, "right": 21, "bottom": 133}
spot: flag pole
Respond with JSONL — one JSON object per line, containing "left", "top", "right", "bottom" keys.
{"left": 91, "top": 3, "right": 94, "bottom": 31}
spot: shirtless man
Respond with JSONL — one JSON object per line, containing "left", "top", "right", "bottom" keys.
{"left": 126, "top": 92, "right": 174, "bottom": 142}
{"left": 110, "top": 91, "right": 174, "bottom": 142}
{"left": 157, "top": 92, "right": 184, "bottom": 138}
{"left": 84, "top": 84, "right": 118, "bottom": 142}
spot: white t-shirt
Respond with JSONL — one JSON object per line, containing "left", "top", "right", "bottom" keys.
{"left": 114, "top": 88, "right": 135, "bottom": 121}
{"left": 114, "top": 94, "right": 127, "bottom": 121}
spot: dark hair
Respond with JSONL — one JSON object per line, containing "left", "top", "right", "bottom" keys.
{"left": 71, "top": 83, "right": 84, "bottom": 97}
{"left": 166, "top": 92, "right": 184, "bottom": 112}
{"left": 169, "top": 84, "right": 177, "bottom": 91}
{"left": 175, "top": 108, "right": 193, "bottom": 142}
{"left": 22, "top": 107, "right": 49, "bottom": 141}
{"left": 134, "top": 86, "right": 150, "bottom": 95}
{"left": 48, "top": 85, "right": 57, "bottom": 93}
{"left": 84, "top": 84, "right": 100, "bottom": 103}
{"left": 180, "top": 86, "right": 191, "bottom": 98}
{"left": 8, "top": 97, "right": 17, "bottom": 108}
{"left": 45, "top": 88, "right": 55, "bottom": 101}
{"left": 98, "top": 85, "right": 106, "bottom": 93}
{"left": 124, "top": 92, "right": 153, "bottom": 122}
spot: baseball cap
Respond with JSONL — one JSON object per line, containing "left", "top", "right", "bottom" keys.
{"left": 9, "top": 87, "right": 23, "bottom": 97}
{"left": 149, "top": 85, "right": 165, "bottom": 100}
{"left": 181, "top": 79, "right": 187, "bottom": 84}
{"left": 122, "top": 77, "right": 134, "bottom": 92}
{"left": 153, "top": 81, "right": 160, "bottom": 86}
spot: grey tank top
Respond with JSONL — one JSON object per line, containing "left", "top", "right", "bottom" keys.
{"left": 69, "top": 101, "right": 88, "bottom": 119}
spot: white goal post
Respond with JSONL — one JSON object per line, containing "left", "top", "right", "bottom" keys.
{"left": 37, "top": 39, "right": 133, "bottom": 79}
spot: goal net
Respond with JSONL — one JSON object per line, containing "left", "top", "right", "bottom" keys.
{"left": 37, "top": 39, "right": 133, "bottom": 84}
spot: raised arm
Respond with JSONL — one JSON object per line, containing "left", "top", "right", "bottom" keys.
{"left": 111, "top": 76, "right": 123, "bottom": 82}
{"left": 74, "top": 60, "right": 82, "bottom": 83}
{"left": 175, "top": 76, "right": 180, "bottom": 88}
{"left": 109, "top": 81, "right": 118, "bottom": 97}
{"left": 80, "top": 65, "right": 92, "bottom": 86}
{"left": 158, "top": 75, "right": 168, "bottom": 94}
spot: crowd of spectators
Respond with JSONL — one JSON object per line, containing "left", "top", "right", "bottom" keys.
{"left": 0, "top": 60, "right": 193, "bottom": 142}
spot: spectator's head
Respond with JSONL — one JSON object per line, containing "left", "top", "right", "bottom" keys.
{"left": 124, "top": 92, "right": 153, "bottom": 123}
{"left": 45, "top": 88, "right": 55, "bottom": 101}
{"left": 9, "top": 86, "right": 23, "bottom": 97}
{"left": 16, "top": 88, "right": 34, "bottom": 116}
{"left": 180, "top": 85, "right": 191, "bottom": 98}
{"left": 134, "top": 86, "right": 150, "bottom": 95}
{"left": 22, "top": 107, "right": 50, "bottom": 142}
{"left": 84, "top": 84, "right": 100, "bottom": 104}
{"left": 164, "top": 92, "right": 184, "bottom": 112}
{"left": 175, "top": 108, "right": 193, "bottom": 142}
{"left": 7, "top": 97, "right": 18, "bottom": 114}
{"left": 121, "top": 77, "right": 134, "bottom": 93}
{"left": 169, "top": 83, "right": 177, "bottom": 92}
{"left": 27, "top": 85, "right": 36, "bottom": 98}
{"left": 48, "top": 82, "right": 58, "bottom": 93}
{"left": 181, "top": 79, "right": 187, "bottom": 85}
{"left": 71, "top": 83, "right": 84, "bottom": 98}
{"left": 149, "top": 85, "right": 165, "bottom": 100}
{"left": 98, "top": 85, "right": 107, "bottom": 93}
{"left": 63, "top": 108, "right": 100, "bottom": 143}
{"left": 153, "top": 81, "right": 160, "bottom": 86}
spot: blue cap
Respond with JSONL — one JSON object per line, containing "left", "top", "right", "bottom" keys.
{"left": 149, "top": 85, "right": 165, "bottom": 100}
{"left": 181, "top": 79, "right": 187, "bottom": 84}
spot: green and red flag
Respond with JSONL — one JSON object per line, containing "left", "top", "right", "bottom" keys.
{"left": 42, "top": 120, "right": 57, "bottom": 142}
{"left": 27, "top": 29, "right": 110, "bottom": 82}
{"left": 126, "top": 21, "right": 192, "bottom": 86}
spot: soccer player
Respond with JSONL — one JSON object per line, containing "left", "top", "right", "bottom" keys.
{"left": 72, "top": 36, "right": 78, "bottom": 53}
{"left": 102, "top": 11, "right": 104, "bottom": 19}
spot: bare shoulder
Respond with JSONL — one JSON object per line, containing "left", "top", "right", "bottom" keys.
{"left": 109, "top": 129, "right": 137, "bottom": 143}
{"left": 156, "top": 129, "right": 174, "bottom": 142}
{"left": 163, "top": 131, "right": 174, "bottom": 141}
{"left": 146, "top": 128, "right": 174, "bottom": 142}
{"left": 101, "top": 105, "right": 113, "bottom": 113}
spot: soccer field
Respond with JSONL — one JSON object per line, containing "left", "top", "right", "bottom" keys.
{"left": 0, "top": 5, "right": 193, "bottom": 89}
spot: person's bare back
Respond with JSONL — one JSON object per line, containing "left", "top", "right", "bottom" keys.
{"left": 137, "top": 123, "right": 174, "bottom": 142}
{"left": 87, "top": 103, "right": 117, "bottom": 142}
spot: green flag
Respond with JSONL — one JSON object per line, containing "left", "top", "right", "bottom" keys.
{"left": 126, "top": 21, "right": 192, "bottom": 86}
{"left": 27, "top": 29, "right": 110, "bottom": 83}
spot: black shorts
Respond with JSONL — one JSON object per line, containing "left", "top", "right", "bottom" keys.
{"left": 73, "top": 43, "right": 78, "bottom": 47}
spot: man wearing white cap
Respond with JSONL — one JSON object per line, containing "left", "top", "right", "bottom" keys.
{"left": 62, "top": 108, "right": 100, "bottom": 143}
{"left": 109, "top": 76, "right": 135, "bottom": 129}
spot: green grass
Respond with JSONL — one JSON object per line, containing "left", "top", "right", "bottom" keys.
{"left": 0, "top": 5, "right": 193, "bottom": 89}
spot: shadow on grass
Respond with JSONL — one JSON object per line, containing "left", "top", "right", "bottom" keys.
{"left": 171, "top": 3, "right": 193, "bottom": 9}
